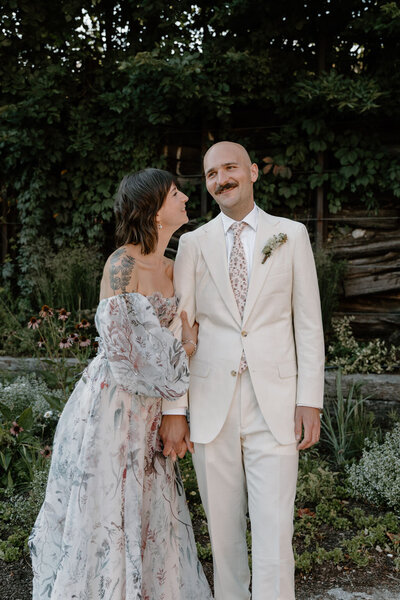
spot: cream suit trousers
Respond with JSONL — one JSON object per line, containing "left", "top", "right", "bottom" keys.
{"left": 193, "top": 370, "right": 299, "bottom": 600}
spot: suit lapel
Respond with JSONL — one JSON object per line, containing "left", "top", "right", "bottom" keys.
{"left": 243, "top": 210, "right": 281, "bottom": 324}
{"left": 199, "top": 215, "right": 242, "bottom": 326}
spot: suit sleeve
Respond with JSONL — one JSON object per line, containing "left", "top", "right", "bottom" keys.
{"left": 162, "top": 233, "right": 197, "bottom": 413}
{"left": 292, "top": 224, "right": 325, "bottom": 408}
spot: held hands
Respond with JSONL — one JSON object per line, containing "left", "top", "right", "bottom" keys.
{"left": 159, "top": 312, "right": 197, "bottom": 462}
{"left": 181, "top": 310, "right": 198, "bottom": 357}
{"left": 159, "top": 415, "right": 194, "bottom": 461}
{"left": 295, "top": 406, "right": 321, "bottom": 450}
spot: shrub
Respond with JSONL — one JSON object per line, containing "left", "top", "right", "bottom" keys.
{"left": 0, "top": 288, "right": 36, "bottom": 357}
{"left": 320, "top": 369, "right": 377, "bottom": 467}
{"left": 0, "top": 374, "right": 63, "bottom": 421}
{"left": 21, "top": 239, "right": 104, "bottom": 315}
{"left": 347, "top": 423, "right": 400, "bottom": 513}
{"left": 0, "top": 375, "right": 60, "bottom": 489}
{"left": 0, "top": 464, "right": 49, "bottom": 562}
{"left": 295, "top": 450, "right": 339, "bottom": 505}
{"left": 327, "top": 316, "right": 399, "bottom": 374}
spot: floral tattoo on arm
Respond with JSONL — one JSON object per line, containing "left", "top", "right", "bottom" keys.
{"left": 110, "top": 248, "right": 136, "bottom": 293}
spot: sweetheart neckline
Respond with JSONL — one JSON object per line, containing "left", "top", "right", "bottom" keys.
{"left": 98, "top": 291, "right": 176, "bottom": 305}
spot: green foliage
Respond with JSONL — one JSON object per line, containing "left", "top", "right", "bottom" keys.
{"left": 320, "top": 370, "right": 377, "bottom": 467}
{"left": 0, "top": 287, "right": 36, "bottom": 357}
{"left": 22, "top": 241, "right": 104, "bottom": 314}
{"left": 347, "top": 423, "right": 400, "bottom": 512}
{"left": 294, "top": 453, "right": 400, "bottom": 572}
{"left": 327, "top": 316, "right": 399, "bottom": 374}
{"left": 295, "top": 451, "right": 340, "bottom": 505}
{"left": 0, "top": 375, "right": 60, "bottom": 490}
{"left": 0, "top": 374, "right": 63, "bottom": 421}
{"left": 0, "top": 464, "right": 49, "bottom": 562}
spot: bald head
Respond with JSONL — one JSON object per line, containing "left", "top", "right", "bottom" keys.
{"left": 203, "top": 141, "right": 252, "bottom": 171}
{"left": 203, "top": 141, "right": 258, "bottom": 221}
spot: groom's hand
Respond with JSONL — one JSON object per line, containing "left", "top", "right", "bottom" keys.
{"left": 159, "top": 415, "right": 194, "bottom": 461}
{"left": 295, "top": 406, "right": 321, "bottom": 450}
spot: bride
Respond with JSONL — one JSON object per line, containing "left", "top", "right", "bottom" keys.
{"left": 29, "top": 168, "right": 213, "bottom": 600}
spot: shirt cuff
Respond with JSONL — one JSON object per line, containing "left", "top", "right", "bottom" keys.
{"left": 162, "top": 408, "right": 187, "bottom": 416}
{"left": 296, "top": 404, "right": 324, "bottom": 411}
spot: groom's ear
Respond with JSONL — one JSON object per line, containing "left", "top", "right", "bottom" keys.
{"left": 250, "top": 163, "right": 259, "bottom": 183}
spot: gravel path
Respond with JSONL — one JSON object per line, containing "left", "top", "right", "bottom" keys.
{"left": 302, "top": 586, "right": 400, "bottom": 600}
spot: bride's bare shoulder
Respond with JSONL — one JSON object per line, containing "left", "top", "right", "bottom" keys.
{"left": 100, "top": 246, "right": 138, "bottom": 298}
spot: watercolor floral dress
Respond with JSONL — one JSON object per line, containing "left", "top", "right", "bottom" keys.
{"left": 29, "top": 292, "right": 213, "bottom": 600}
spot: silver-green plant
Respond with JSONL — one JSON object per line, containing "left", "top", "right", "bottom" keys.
{"left": 0, "top": 374, "right": 63, "bottom": 421}
{"left": 347, "top": 423, "right": 400, "bottom": 513}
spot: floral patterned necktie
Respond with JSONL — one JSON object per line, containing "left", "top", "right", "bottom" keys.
{"left": 229, "top": 221, "right": 248, "bottom": 372}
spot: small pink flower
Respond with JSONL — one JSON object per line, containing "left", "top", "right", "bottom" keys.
{"left": 68, "top": 333, "right": 79, "bottom": 343}
{"left": 58, "top": 308, "right": 71, "bottom": 321}
{"left": 27, "top": 317, "right": 41, "bottom": 329}
{"left": 59, "top": 338, "right": 72, "bottom": 349}
{"left": 40, "top": 445, "right": 52, "bottom": 458}
{"left": 79, "top": 335, "right": 91, "bottom": 347}
{"left": 37, "top": 338, "right": 46, "bottom": 348}
{"left": 10, "top": 421, "right": 23, "bottom": 437}
{"left": 79, "top": 319, "right": 90, "bottom": 329}
{"left": 39, "top": 305, "right": 54, "bottom": 318}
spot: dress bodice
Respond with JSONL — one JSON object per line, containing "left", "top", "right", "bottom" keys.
{"left": 146, "top": 291, "right": 178, "bottom": 328}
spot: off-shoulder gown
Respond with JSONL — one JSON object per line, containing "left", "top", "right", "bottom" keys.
{"left": 29, "top": 292, "right": 213, "bottom": 600}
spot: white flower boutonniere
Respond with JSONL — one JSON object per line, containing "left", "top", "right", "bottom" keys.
{"left": 261, "top": 233, "right": 288, "bottom": 264}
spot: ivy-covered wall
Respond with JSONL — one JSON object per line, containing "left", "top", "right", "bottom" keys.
{"left": 1, "top": 1, "right": 399, "bottom": 302}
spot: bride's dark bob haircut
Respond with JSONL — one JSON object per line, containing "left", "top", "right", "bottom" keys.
{"left": 114, "top": 168, "right": 176, "bottom": 255}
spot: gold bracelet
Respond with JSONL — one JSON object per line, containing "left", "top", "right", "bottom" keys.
{"left": 182, "top": 339, "right": 197, "bottom": 356}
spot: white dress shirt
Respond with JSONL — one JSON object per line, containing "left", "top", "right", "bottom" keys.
{"left": 163, "top": 205, "right": 259, "bottom": 416}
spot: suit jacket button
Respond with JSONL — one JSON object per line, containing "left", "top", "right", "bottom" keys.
{"left": 241, "top": 331, "right": 248, "bottom": 337}
{"left": 231, "top": 370, "right": 237, "bottom": 377}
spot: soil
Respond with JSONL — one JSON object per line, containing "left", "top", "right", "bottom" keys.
{"left": 1, "top": 553, "right": 399, "bottom": 600}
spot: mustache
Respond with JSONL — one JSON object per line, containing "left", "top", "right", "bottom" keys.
{"left": 215, "top": 182, "right": 238, "bottom": 194}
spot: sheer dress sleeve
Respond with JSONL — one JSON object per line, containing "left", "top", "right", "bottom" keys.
{"left": 96, "top": 294, "right": 189, "bottom": 401}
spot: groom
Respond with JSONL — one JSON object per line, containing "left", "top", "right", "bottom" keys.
{"left": 160, "top": 141, "right": 325, "bottom": 600}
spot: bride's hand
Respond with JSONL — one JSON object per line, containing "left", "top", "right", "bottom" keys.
{"left": 180, "top": 311, "right": 198, "bottom": 357}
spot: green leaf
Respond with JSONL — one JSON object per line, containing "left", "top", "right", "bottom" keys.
{"left": 0, "top": 403, "right": 13, "bottom": 422}
{"left": 17, "top": 407, "right": 34, "bottom": 431}
{"left": 0, "top": 450, "right": 12, "bottom": 471}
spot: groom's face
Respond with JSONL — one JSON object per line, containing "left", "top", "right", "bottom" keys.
{"left": 204, "top": 143, "right": 258, "bottom": 219}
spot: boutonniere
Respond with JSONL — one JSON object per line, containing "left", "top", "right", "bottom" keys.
{"left": 261, "top": 233, "right": 288, "bottom": 264}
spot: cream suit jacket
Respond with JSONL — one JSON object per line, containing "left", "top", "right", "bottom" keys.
{"left": 163, "top": 209, "right": 325, "bottom": 445}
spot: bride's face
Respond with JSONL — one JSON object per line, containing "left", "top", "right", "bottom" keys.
{"left": 156, "top": 184, "right": 189, "bottom": 230}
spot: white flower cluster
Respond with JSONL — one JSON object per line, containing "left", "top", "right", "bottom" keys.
{"left": 0, "top": 375, "right": 63, "bottom": 420}
{"left": 347, "top": 423, "right": 400, "bottom": 511}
